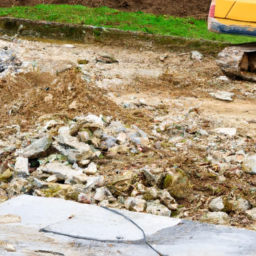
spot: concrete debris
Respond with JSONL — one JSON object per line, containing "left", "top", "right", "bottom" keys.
{"left": 209, "top": 91, "right": 235, "bottom": 102}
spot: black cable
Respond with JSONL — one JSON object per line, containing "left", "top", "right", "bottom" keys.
{"left": 40, "top": 206, "right": 168, "bottom": 256}
{"left": 100, "top": 206, "right": 168, "bottom": 256}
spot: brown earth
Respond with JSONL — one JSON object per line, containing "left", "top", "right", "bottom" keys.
{"left": 1, "top": 0, "right": 211, "bottom": 18}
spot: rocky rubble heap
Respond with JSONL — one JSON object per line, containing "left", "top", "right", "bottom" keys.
{"left": 1, "top": 109, "right": 256, "bottom": 229}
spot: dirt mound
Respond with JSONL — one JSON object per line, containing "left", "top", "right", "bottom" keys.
{"left": 1, "top": 0, "right": 211, "bottom": 18}
{"left": 0, "top": 68, "right": 151, "bottom": 134}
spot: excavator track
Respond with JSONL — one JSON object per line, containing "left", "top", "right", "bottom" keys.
{"left": 217, "top": 43, "right": 256, "bottom": 82}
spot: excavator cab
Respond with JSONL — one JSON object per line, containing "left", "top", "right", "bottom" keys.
{"left": 208, "top": 0, "right": 256, "bottom": 36}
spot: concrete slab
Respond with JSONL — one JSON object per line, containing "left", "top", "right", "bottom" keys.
{"left": 0, "top": 195, "right": 256, "bottom": 256}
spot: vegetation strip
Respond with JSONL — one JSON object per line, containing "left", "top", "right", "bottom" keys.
{"left": 0, "top": 4, "right": 255, "bottom": 44}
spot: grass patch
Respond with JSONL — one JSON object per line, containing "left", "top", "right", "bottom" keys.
{"left": 0, "top": 4, "right": 255, "bottom": 44}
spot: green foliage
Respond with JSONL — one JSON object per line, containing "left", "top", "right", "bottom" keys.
{"left": 0, "top": 4, "right": 255, "bottom": 43}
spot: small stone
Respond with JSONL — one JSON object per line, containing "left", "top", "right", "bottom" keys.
{"left": 23, "top": 136, "right": 52, "bottom": 159}
{"left": 214, "top": 128, "right": 236, "bottom": 137}
{"left": 0, "top": 188, "right": 7, "bottom": 203}
{"left": 242, "top": 154, "right": 256, "bottom": 174}
{"left": 33, "top": 178, "right": 48, "bottom": 188}
{"left": 78, "top": 193, "right": 92, "bottom": 204}
{"left": 124, "top": 197, "right": 146, "bottom": 212}
{"left": 158, "top": 190, "right": 178, "bottom": 210}
{"left": 116, "top": 132, "right": 127, "bottom": 144}
{"left": 209, "top": 91, "right": 235, "bottom": 102}
{"left": 209, "top": 197, "right": 225, "bottom": 212}
{"left": 78, "top": 131, "right": 91, "bottom": 143}
{"left": 46, "top": 175, "right": 58, "bottom": 183}
{"left": 15, "top": 157, "right": 29, "bottom": 176}
{"left": 201, "top": 212, "right": 230, "bottom": 225}
{"left": 83, "top": 162, "right": 98, "bottom": 175}
{"left": 69, "top": 101, "right": 78, "bottom": 110}
{"left": 146, "top": 201, "right": 171, "bottom": 217}
{"left": 0, "top": 169, "right": 13, "bottom": 182}
{"left": 191, "top": 51, "right": 203, "bottom": 61}
{"left": 44, "top": 94, "right": 53, "bottom": 102}
{"left": 230, "top": 198, "right": 250, "bottom": 212}
{"left": 94, "top": 187, "right": 113, "bottom": 202}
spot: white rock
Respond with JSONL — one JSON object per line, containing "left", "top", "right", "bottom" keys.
{"left": 217, "top": 76, "right": 229, "bottom": 82}
{"left": 117, "top": 132, "right": 127, "bottom": 144}
{"left": 191, "top": 51, "right": 203, "bottom": 61}
{"left": 46, "top": 175, "right": 58, "bottom": 183}
{"left": 15, "top": 157, "right": 29, "bottom": 176}
{"left": 94, "top": 187, "right": 113, "bottom": 202}
{"left": 209, "top": 197, "right": 225, "bottom": 212}
{"left": 41, "top": 162, "right": 88, "bottom": 184}
{"left": 83, "top": 162, "right": 98, "bottom": 175}
{"left": 214, "top": 128, "right": 236, "bottom": 137}
{"left": 242, "top": 154, "right": 256, "bottom": 174}
{"left": 235, "top": 198, "right": 250, "bottom": 212}
{"left": 125, "top": 197, "right": 146, "bottom": 212}
{"left": 246, "top": 208, "right": 256, "bottom": 220}
{"left": 209, "top": 91, "right": 235, "bottom": 102}
{"left": 201, "top": 212, "right": 230, "bottom": 225}
{"left": 63, "top": 44, "right": 75, "bottom": 48}
{"left": 146, "top": 201, "right": 171, "bottom": 217}
{"left": 33, "top": 178, "right": 47, "bottom": 188}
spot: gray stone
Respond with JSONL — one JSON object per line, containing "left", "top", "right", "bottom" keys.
{"left": 209, "top": 197, "right": 225, "bottom": 212}
{"left": 242, "top": 154, "right": 256, "bottom": 174}
{"left": 230, "top": 198, "right": 250, "bottom": 212}
{"left": 23, "top": 136, "right": 52, "bottom": 158}
{"left": 15, "top": 156, "right": 29, "bottom": 176}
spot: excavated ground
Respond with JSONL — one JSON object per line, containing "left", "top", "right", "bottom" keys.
{"left": 1, "top": 38, "right": 256, "bottom": 230}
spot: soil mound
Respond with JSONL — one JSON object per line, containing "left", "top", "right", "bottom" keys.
{"left": 1, "top": 0, "right": 211, "bottom": 18}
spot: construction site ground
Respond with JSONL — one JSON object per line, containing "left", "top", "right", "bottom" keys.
{"left": 1, "top": 35, "right": 256, "bottom": 233}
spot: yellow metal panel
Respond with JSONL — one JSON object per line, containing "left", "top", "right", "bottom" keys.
{"left": 227, "top": 0, "right": 256, "bottom": 22}
{"left": 215, "top": 0, "right": 235, "bottom": 18}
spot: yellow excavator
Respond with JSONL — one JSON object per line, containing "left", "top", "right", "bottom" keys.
{"left": 208, "top": 0, "right": 256, "bottom": 81}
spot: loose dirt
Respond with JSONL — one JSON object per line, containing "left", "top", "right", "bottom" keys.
{"left": 1, "top": 0, "right": 211, "bottom": 18}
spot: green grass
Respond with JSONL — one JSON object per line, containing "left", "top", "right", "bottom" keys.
{"left": 0, "top": 4, "right": 255, "bottom": 44}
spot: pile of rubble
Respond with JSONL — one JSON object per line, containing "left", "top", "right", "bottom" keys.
{"left": 1, "top": 109, "right": 256, "bottom": 229}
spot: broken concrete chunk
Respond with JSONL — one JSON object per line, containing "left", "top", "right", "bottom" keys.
{"left": 246, "top": 208, "right": 256, "bottom": 220}
{"left": 209, "top": 197, "right": 225, "bottom": 212}
{"left": 23, "top": 136, "right": 52, "bottom": 158}
{"left": 41, "top": 162, "right": 88, "bottom": 184}
{"left": 146, "top": 200, "right": 171, "bottom": 217}
{"left": 124, "top": 197, "right": 146, "bottom": 212}
{"left": 214, "top": 128, "right": 236, "bottom": 137}
{"left": 83, "top": 162, "right": 98, "bottom": 175}
{"left": 209, "top": 91, "right": 235, "bottom": 102}
{"left": 15, "top": 157, "right": 29, "bottom": 176}
{"left": 94, "top": 187, "right": 113, "bottom": 202}
{"left": 201, "top": 212, "right": 230, "bottom": 225}
{"left": 242, "top": 154, "right": 256, "bottom": 174}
